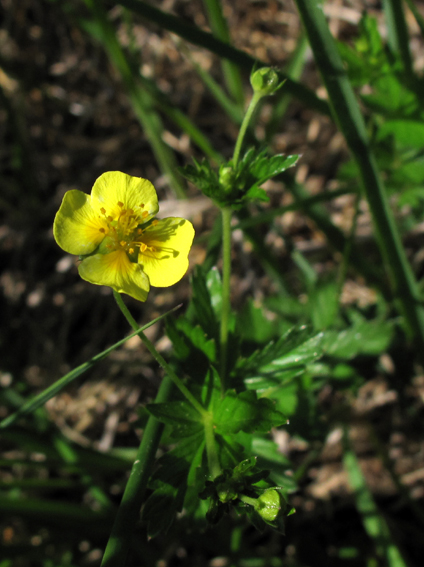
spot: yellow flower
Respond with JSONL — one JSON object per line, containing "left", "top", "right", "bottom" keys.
{"left": 53, "top": 171, "right": 195, "bottom": 302}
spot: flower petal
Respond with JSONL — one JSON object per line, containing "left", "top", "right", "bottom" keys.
{"left": 90, "top": 171, "right": 159, "bottom": 223}
{"left": 78, "top": 250, "right": 150, "bottom": 302}
{"left": 53, "top": 190, "right": 107, "bottom": 255}
{"left": 138, "top": 217, "right": 195, "bottom": 287}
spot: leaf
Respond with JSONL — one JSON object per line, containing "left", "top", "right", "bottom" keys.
{"left": 191, "top": 266, "right": 219, "bottom": 339}
{"left": 146, "top": 401, "right": 203, "bottom": 438}
{"left": 323, "top": 319, "right": 395, "bottom": 359}
{"left": 206, "top": 267, "right": 223, "bottom": 318}
{"left": 214, "top": 390, "right": 286, "bottom": 435}
{"left": 142, "top": 483, "right": 185, "bottom": 538}
{"left": 378, "top": 120, "right": 424, "bottom": 150}
{"left": 249, "top": 154, "right": 299, "bottom": 183}
{"left": 237, "top": 299, "right": 279, "bottom": 343}
{"left": 237, "top": 326, "right": 324, "bottom": 375}
{"left": 309, "top": 280, "right": 340, "bottom": 330}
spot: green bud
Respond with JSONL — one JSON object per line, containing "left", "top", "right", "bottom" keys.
{"left": 218, "top": 165, "right": 236, "bottom": 193}
{"left": 250, "top": 67, "right": 284, "bottom": 96}
{"left": 255, "top": 489, "right": 285, "bottom": 522}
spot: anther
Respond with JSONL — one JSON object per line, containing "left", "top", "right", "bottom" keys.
{"left": 142, "top": 211, "right": 149, "bottom": 219}
{"left": 100, "top": 207, "right": 106, "bottom": 215}
{"left": 140, "top": 243, "right": 147, "bottom": 252}
{"left": 152, "top": 219, "right": 159, "bottom": 226}
{"left": 120, "top": 241, "right": 126, "bottom": 247}
{"left": 99, "top": 227, "right": 106, "bottom": 233}
{"left": 118, "top": 201, "right": 124, "bottom": 207}
{"left": 107, "top": 216, "right": 113, "bottom": 222}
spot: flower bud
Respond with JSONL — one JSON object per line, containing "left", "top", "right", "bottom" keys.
{"left": 250, "top": 67, "right": 284, "bottom": 96}
{"left": 255, "top": 489, "right": 285, "bottom": 522}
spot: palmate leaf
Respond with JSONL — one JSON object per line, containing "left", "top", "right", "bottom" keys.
{"left": 146, "top": 400, "right": 203, "bottom": 438}
{"left": 214, "top": 390, "right": 286, "bottom": 435}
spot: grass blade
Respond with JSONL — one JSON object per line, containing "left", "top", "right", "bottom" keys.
{"left": 202, "top": 0, "right": 245, "bottom": 107}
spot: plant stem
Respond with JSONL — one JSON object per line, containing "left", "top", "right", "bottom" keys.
{"left": 113, "top": 291, "right": 206, "bottom": 417}
{"left": 101, "top": 375, "right": 173, "bottom": 567}
{"left": 219, "top": 207, "right": 232, "bottom": 389}
{"left": 204, "top": 411, "right": 221, "bottom": 478}
{"left": 239, "top": 494, "right": 257, "bottom": 507}
{"left": 232, "top": 92, "right": 262, "bottom": 168}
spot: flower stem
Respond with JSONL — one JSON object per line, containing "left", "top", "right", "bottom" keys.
{"left": 219, "top": 206, "right": 232, "bottom": 390}
{"left": 232, "top": 92, "right": 262, "bottom": 168}
{"left": 239, "top": 494, "right": 258, "bottom": 508}
{"left": 204, "top": 411, "right": 221, "bottom": 479}
{"left": 113, "top": 291, "right": 206, "bottom": 417}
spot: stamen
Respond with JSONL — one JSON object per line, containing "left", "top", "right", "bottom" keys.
{"left": 99, "top": 227, "right": 106, "bottom": 233}
{"left": 100, "top": 207, "right": 106, "bottom": 215}
{"left": 152, "top": 219, "right": 159, "bottom": 226}
{"left": 118, "top": 201, "right": 124, "bottom": 207}
{"left": 129, "top": 247, "right": 134, "bottom": 255}
{"left": 107, "top": 215, "right": 113, "bottom": 222}
{"left": 142, "top": 211, "right": 149, "bottom": 219}
{"left": 120, "top": 241, "right": 126, "bottom": 247}
{"left": 140, "top": 203, "right": 145, "bottom": 208}
{"left": 140, "top": 243, "right": 147, "bottom": 252}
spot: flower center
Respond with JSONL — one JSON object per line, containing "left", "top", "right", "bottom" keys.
{"left": 98, "top": 202, "right": 157, "bottom": 259}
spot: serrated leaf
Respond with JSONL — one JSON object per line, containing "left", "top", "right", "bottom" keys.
{"left": 249, "top": 154, "right": 299, "bottom": 183}
{"left": 214, "top": 390, "right": 286, "bottom": 435}
{"left": 206, "top": 267, "right": 222, "bottom": 318}
{"left": 191, "top": 266, "right": 219, "bottom": 339}
{"left": 323, "top": 319, "right": 394, "bottom": 359}
{"left": 142, "top": 484, "right": 184, "bottom": 538}
{"left": 237, "top": 326, "right": 323, "bottom": 375}
{"left": 146, "top": 400, "right": 203, "bottom": 438}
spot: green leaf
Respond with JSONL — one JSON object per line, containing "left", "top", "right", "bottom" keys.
{"left": 323, "top": 318, "right": 395, "bottom": 359}
{"left": 206, "top": 267, "right": 223, "bottom": 318}
{"left": 237, "top": 326, "right": 324, "bottom": 375}
{"left": 237, "top": 299, "right": 279, "bottom": 343}
{"left": 142, "top": 483, "right": 185, "bottom": 538}
{"left": 214, "top": 390, "right": 286, "bottom": 435}
{"left": 146, "top": 401, "right": 203, "bottom": 438}
{"left": 167, "top": 318, "right": 216, "bottom": 362}
{"left": 249, "top": 154, "right": 299, "bottom": 183}
{"left": 191, "top": 266, "right": 219, "bottom": 339}
{"left": 378, "top": 120, "right": 424, "bottom": 149}
{"left": 309, "top": 280, "right": 340, "bottom": 330}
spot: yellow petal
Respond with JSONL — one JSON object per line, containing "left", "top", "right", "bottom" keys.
{"left": 90, "top": 171, "right": 159, "bottom": 223}
{"left": 78, "top": 250, "right": 150, "bottom": 302}
{"left": 53, "top": 190, "right": 107, "bottom": 255}
{"left": 138, "top": 217, "right": 195, "bottom": 287}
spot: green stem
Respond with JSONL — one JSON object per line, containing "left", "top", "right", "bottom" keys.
{"left": 101, "top": 375, "right": 173, "bottom": 567}
{"left": 232, "top": 92, "right": 262, "bottom": 168}
{"left": 219, "top": 207, "right": 232, "bottom": 389}
{"left": 204, "top": 411, "right": 221, "bottom": 478}
{"left": 239, "top": 494, "right": 257, "bottom": 507}
{"left": 113, "top": 291, "right": 206, "bottom": 417}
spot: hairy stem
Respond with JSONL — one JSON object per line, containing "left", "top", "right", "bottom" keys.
{"left": 219, "top": 207, "right": 232, "bottom": 390}
{"left": 113, "top": 291, "right": 206, "bottom": 416}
